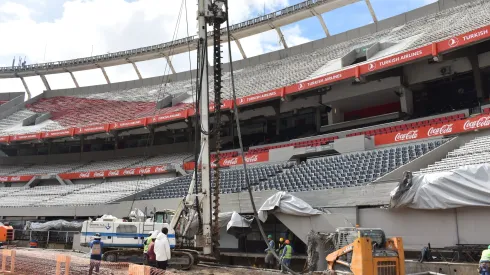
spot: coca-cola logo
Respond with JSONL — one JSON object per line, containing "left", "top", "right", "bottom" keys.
{"left": 123, "top": 169, "right": 135, "bottom": 175}
{"left": 245, "top": 154, "right": 259, "bottom": 163}
{"left": 79, "top": 172, "right": 91, "bottom": 178}
{"left": 223, "top": 158, "right": 239, "bottom": 166}
{"left": 0, "top": 177, "right": 8, "bottom": 181}
{"left": 155, "top": 166, "right": 167, "bottom": 173}
{"left": 427, "top": 124, "right": 453, "bottom": 136}
{"left": 108, "top": 170, "right": 120, "bottom": 176}
{"left": 10, "top": 176, "right": 21, "bottom": 181}
{"left": 394, "top": 130, "right": 418, "bottom": 142}
{"left": 140, "top": 167, "right": 152, "bottom": 174}
{"left": 93, "top": 171, "right": 105, "bottom": 177}
{"left": 463, "top": 116, "right": 490, "bottom": 130}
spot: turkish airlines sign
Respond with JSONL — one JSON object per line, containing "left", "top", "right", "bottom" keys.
{"left": 236, "top": 88, "right": 284, "bottom": 106}
{"left": 42, "top": 128, "right": 75, "bottom": 139}
{"left": 148, "top": 110, "right": 187, "bottom": 124}
{"left": 0, "top": 175, "right": 34, "bottom": 182}
{"left": 10, "top": 133, "right": 42, "bottom": 142}
{"left": 437, "top": 25, "right": 490, "bottom": 52}
{"left": 75, "top": 124, "right": 110, "bottom": 135}
{"left": 59, "top": 165, "right": 169, "bottom": 180}
{"left": 111, "top": 118, "right": 147, "bottom": 130}
{"left": 375, "top": 114, "right": 490, "bottom": 146}
{"left": 285, "top": 68, "right": 356, "bottom": 95}
{"left": 360, "top": 45, "right": 432, "bottom": 74}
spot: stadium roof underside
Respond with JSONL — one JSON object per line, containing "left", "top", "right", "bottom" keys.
{"left": 0, "top": 0, "right": 374, "bottom": 80}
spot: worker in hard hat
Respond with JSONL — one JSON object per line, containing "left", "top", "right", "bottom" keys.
{"left": 143, "top": 231, "right": 154, "bottom": 265}
{"left": 276, "top": 237, "right": 285, "bottom": 270}
{"left": 89, "top": 233, "right": 104, "bottom": 275}
{"left": 479, "top": 245, "right": 490, "bottom": 275}
{"left": 280, "top": 239, "right": 293, "bottom": 273}
{"left": 264, "top": 234, "right": 275, "bottom": 269}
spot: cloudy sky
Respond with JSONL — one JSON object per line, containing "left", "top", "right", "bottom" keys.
{"left": 0, "top": 0, "right": 435, "bottom": 97}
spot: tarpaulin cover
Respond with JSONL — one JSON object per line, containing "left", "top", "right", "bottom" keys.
{"left": 24, "top": 220, "right": 83, "bottom": 231}
{"left": 258, "top": 191, "right": 323, "bottom": 222}
{"left": 390, "top": 164, "right": 490, "bottom": 209}
{"left": 226, "top": 211, "right": 253, "bottom": 231}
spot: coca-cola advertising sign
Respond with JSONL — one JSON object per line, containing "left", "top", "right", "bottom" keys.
{"left": 219, "top": 152, "right": 269, "bottom": 167}
{"left": 375, "top": 114, "right": 490, "bottom": 146}
{"left": 58, "top": 165, "right": 171, "bottom": 180}
{"left": 0, "top": 175, "right": 34, "bottom": 182}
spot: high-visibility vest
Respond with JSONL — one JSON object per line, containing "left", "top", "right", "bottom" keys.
{"left": 143, "top": 238, "right": 151, "bottom": 253}
{"left": 481, "top": 249, "right": 490, "bottom": 262}
{"left": 267, "top": 240, "right": 275, "bottom": 254}
{"left": 283, "top": 245, "right": 292, "bottom": 259}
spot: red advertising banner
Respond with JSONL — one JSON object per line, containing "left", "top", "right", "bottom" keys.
{"left": 111, "top": 118, "right": 148, "bottom": 131}
{"left": 236, "top": 88, "right": 284, "bottom": 106}
{"left": 437, "top": 25, "right": 490, "bottom": 53}
{"left": 75, "top": 124, "right": 110, "bottom": 135}
{"left": 11, "top": 133, "right": 42, "bottom": 142}
{"left": 0, "top": 175, "right": 35, "bottom": 182}
{"left": 42, "top": 128, "right": 75, "bottom": 139}
{"left": 359, "top": 45, "right": 432, "bottom": 74}
{"left": 148, "top": 110, "right": 187, "bottom": 125}
{"left": 184, "top": 152, "right": 270, "bottom": 170}
{"left": 374, "top": 114, "right": 490, "bottom": 146}
{"left": 0, "top": 136, "right": 9, "bottom": 143}
{"left": 59, "top": 165, "right": 169, "bottom": 180}
{"left": 285, "top": 68, "right": 357, "bottom": 95}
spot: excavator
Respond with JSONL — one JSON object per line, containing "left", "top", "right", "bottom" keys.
{"left": 325, "top": 227, "right": 405, "bottom": 275}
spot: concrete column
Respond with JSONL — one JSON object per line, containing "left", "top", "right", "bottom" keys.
{"left": 130, "top": 61, "right": 143, "bottom": 80}
{"left": 99, "top": 66, "right": 111, "bottom": 84}
{"left": 400, "top": 87, "right": 414, "bottom": 115}
{"left": 328, "top": 107, "right": 344, "bottom": 124}
{"left": 19, "top": 76, "right": 31, "bottom": 99}
{"left": 40, "top": 74, "right": 51, "bottom": 91}
{"left": 315, "top": 107, "right": 322, "bottom": 133}
{"left": 164, "top": 55, "right": 176, "bottom": 74}
{"left": 67, "top": 71, "right": 80, "bottom": 88}
{"left": 365, "top": 0, "right": 378, "bottom": 22}
{"left": 271, "top": 24, "right": 288, "bottom": 49}
{"left": 233, "top": 38, "right": 247, "bottom": 59}
{"left": 311, "top": 9, "right": 329, "bottom": 37}
{"left": 468, "top": 54, "right": 485, "bottom": 99}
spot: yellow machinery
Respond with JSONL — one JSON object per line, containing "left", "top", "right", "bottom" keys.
{"left": 0, "top": 224, "right": 14, "bottom": 243}
{"left": 326, "top": 227, "right": 405, "bottom": 275}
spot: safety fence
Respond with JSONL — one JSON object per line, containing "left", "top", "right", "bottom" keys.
{"left": 0, "top": 249, "right": 175, "bottom": 275}
{"left": 13, "top": 229, "right": 78, "bottom": 248}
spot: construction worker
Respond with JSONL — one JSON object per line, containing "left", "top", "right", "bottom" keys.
{"left": 479, "top": 245, "right": 490, "bottom": 275}
{"left": 280, "top": 239, "right": 292, "bottom": 273}
{"left": 264, "top": 234, "right": 275, "bottom": 268}
{"left": 143, "top": 231, "right": 154, "bottom": 265}
{"left": 89, "top": 233, "right": 104, "bottom": 275}
{"left": 276, "top": 237, "right": 285, "bottom": 269}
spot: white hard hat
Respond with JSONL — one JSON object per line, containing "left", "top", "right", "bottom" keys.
{"left": 151, "top": 231, "right": 158, "bottom": 239}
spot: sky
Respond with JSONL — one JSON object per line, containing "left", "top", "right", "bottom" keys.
{"left": 0, "top": 0, "right": 436, "bottom": 97}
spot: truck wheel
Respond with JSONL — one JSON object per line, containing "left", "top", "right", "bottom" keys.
{"left": 105, "top": 253, "right": 118, "bottom": 262}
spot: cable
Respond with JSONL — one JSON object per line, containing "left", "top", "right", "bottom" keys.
{"left": 223, "top": 2, "right": 298, "bottom": 274}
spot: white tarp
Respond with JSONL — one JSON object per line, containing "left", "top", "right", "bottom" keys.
{"left": 390, "top": 164, "right": 490, "bottom": 209}
{"left": 24, "top": 220, "right": 83, "bottom": 231}
{"left": 258, "top": 191, "right": 323, "bottom": 222}
{"left": 226, "top": 211, "right": 253, "bottom": 231}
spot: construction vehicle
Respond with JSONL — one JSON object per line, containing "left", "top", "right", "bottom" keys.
{"left": 326, "top": 227, "right": 405, "bottom": 275}
{"left": 0, "top": 223, "right": 14, "bottom": 246}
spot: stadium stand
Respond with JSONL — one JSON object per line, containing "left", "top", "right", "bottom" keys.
{"left": 0, "top": 0, "right": 487, "bottom": 137}
{"left": 418, "top": 136, "right": 490, "bottom": 173}
{"left": 0, "top": 178, "right": 172, "bottom": 207}
{"left": 138, "top": 139, "right": 445, "bottom": 200}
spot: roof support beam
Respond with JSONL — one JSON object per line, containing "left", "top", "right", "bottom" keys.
{"left": 97, "top": 65, "right": 110, "bottom": 84}
{"left": 311, "top": 9, "right": 329, "bottom": 37}
{"left": 164, "top": 55, "right": 176, "bottom": 75}
{"left": 66, "top": 70, "right": 79, "bottom": 88}
{"left": 271, "top": 24, "right": 288, "bottom": 49}
{"left": 230, "top": 35, "right": 247, "bottom": 59}
{"left": 19, "top": 76, "right": 31, "bottom": 100}
{"left": 365, "top": 0, "right": 378, "bottom": 22}
{"left": 39, "top": 74, "right": 51, "bottom": 91}
{"left": 127, "top": 58, "right": 143, "bottom": 80}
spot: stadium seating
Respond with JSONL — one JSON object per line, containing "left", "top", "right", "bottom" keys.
{"left": 418, "top": 135, "right": 490, "bottom": 173}
{"left": 0, "top": 178, "right": 172, "bottom": 207}
{"left": 0, "top": 0, "right": 486, "bottom": 136}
